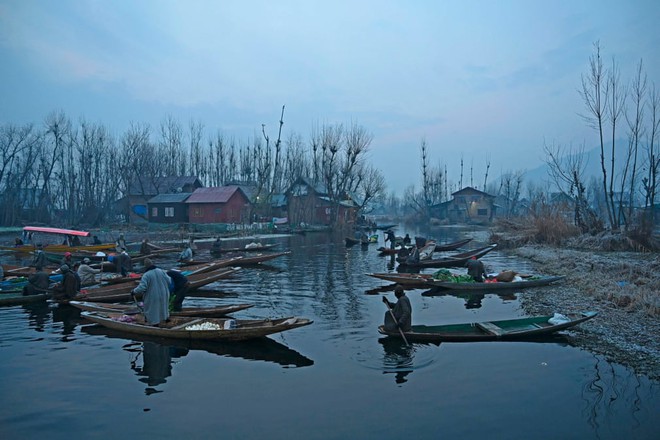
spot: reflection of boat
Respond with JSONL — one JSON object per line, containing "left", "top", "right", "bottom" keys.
{"left": 345, "top": 237, "right": 368, "bottom": 247}
{"left": 434, "top": 238, "right": 473, "bottom": 252}
{"left": 375, "top": 224, "right": 397, "bottom": 230}
{"left": 0, "top": 292, "right": 49, "bottom": 306}
{"left": 81, "top": 324, "right": 314, "bottom": 368}
{"left": 366, "top": 272, "right": 433, "bottom": 287}
{"left": 428, "top": 276, "right": 565, "bottom": 290}
{"left": 69, "top": 300, "right": 254, "bottom": 317}
{"left": 397, "top": 244, "right": 498, "bottom": 269}
{"left": 81, "top": 311, "right": 313, "bottom": 341}
{"left": 378, "top": 311, "right": 597, "bottom": 342}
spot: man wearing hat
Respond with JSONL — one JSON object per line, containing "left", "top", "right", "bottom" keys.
{"left": 132, "top": 258, "right": 171, "bottom": 326}
{"left": 30, "top": 243, "right": 47, "bottom": 270}
{"left": 52, "top": 264, "right": 78, "bottom": 302}
{"left": 78, "top": 257, "right": 101, "bottom": 286}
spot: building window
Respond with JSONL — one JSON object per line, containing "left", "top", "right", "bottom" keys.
{"left": 165, "top": 207, "right": 174, "bottom": 217}
{"left": 193, "top": 207, "right": 204, "bottom": 217}
{"left": 151, "top": 207, "right": 158, "bottom": 217}
{"left": 477, "top": 208, "right": 488, "bottom": 216}
{"left": 214, "top": 207, "right": 222, "bottom": 214}
{"left": 457, "top": 196, "right": 465, "bottom": 203}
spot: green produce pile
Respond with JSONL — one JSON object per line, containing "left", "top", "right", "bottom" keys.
{"left": 432, "top": 269, "right": 475, "bottom": 283}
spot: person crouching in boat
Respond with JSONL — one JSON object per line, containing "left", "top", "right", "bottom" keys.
{"left": 23, "top": 268, "right": 50, "bottom": 296}
{"left": 178, "top": 244, "right": 193, "bottom": 262}
{"left": 78, "top": 257, "right": 101, "bottom": 286}
{"left": 131, "top": 258, "right": 171, "bottom": 326}
{"left": 52, "top": 264, "right": 78, "bottom": 302}
{"left": 167, "top": 269, "right": 190, "bottom": 312}
{"left": 465, "top": 256, "right": 486, "bottom": 282}
{"left": 382, "top": 285, "right": 412, "bottom": 332}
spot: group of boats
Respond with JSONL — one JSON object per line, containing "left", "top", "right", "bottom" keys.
{"left": 364, "top": 233, "right": 596, "bottom": 342}
{"left": 1, "top": 225, "right": 597, "bottom": 345}
{"left": 0, "top": 226, "right": 312, "bottom": 341}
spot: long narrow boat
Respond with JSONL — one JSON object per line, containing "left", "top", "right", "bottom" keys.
{"left": 76, "top": 267, "right": 242, "bottom": 303}
{"left": 210, "top": 243, "right": 277, "bottom": 254}
{"left": 230, "top": 251, "right": 290, "bottom": 266}
{"left": 345, "top": 237, "right": 368, "bottom": 247}
{"left": 366, "top": 272, "right": 434, "bottom": 287}
{"left": 2, "top": 226, "right": 116, "bottom": 253}
{"left": 378, "top": 311, "right": 597, "bottom": 342}
{"left": 69, "top": 300, "right": 254, "bottom": 317}
{"left": 81, "top": 311, "right": 313, "bottom": 341}
{"left": 178, "top": 256, "right": 245, "bottom": 275}
{"left": 434, "top": 238, "right": 473, "bottom": 252}
{"left": 427, "top": 275, "right": 566, "bottom": 290}
{"left": 0, "top": 292, "right": 49, "bottom": 306}
{"left": 398, "top": 244, "right": 498, "bottom": 269}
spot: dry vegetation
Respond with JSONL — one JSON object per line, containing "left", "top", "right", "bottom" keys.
{"left": 489, "top": 217, "right": 660, "bottom": 379}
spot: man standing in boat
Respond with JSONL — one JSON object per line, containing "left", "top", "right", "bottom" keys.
{"left": 382, "top": 285, "right": 412, "bottom": 332}
{"left": 30, "top": 243, "right": 47, "bottom": 271}
{"left": 385, "top": 230, "right": 396, "bottom": 249}
{"left": 132, "top": 258, "right": 171, "bottom": 326}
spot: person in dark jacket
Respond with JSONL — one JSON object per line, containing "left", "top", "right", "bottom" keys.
{"left": 385, "top": 230, "right": 396, "bottom": 249}
{"left": 30, "top": 244, "right": 47, "bottom": 270}
{"left": 52, "top": 264, "right": 78, "bottom": 301}
{"left": 465, "top": 256, "right": 486, "bottom": 282}
{"left": 166, "top": 269, "right": 190, "bottom": 312}
{"left": 382, "top": 285, "right": 412, "bottom": 332}
{"left": 23, "top": 269, "right": 50, "bottom": 296}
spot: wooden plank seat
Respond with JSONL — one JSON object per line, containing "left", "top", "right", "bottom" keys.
{"left": 476, "top": 321, "right": 505, "bottom": 336}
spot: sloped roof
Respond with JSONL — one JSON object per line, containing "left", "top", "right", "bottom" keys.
{"left": 185, "top": 186, "right": 249, "bottom": 204}
{"left": 289, "top": 177, "right": 328, "bottom": 196}
{"left": 129, "top": 176, "right": 203, "bottom": 196}
{"left": 451, "top": 186, "right": 494, "bottom": 198}
{"left": 148, "top": 193, "right": 192, "bottom": 204}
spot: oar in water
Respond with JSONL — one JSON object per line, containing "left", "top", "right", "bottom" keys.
{"left": 382, "top": 298, "right": 410, "bottom": 346}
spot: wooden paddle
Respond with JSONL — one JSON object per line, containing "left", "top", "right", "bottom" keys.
{"left": 383, "top": 298, "right": 410, "bottom": 346}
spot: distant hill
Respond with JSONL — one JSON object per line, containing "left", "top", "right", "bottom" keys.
{"left": 500, "top": 138, "right": 639, "bottom": 191}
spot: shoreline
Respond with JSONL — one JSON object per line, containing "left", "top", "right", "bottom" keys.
{"left": 506, "top": 244, "right": 660, "bottom": 380}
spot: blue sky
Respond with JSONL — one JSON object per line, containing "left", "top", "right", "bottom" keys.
{"left": 1, "top": 0, "right": 659, "bottom": 195}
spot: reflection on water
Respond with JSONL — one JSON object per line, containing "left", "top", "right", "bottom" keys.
{"left": 0, "top": 226, "right": 658, "bottom": 439}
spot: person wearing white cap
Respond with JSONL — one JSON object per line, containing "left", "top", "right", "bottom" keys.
{"left": 78, "top": 257, "right": 101, "bottom": 286}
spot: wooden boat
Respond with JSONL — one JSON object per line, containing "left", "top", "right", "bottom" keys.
{"left": 77, "top": 267, "right": 242, "bottom": 303}
{"left": 376, "top": 246, "right": 403, "bottom": 255}
{"left": 366, "top": 272, "right": 434, "bottom": 287}
{"left": 3, "top": 226, "right": 116, "bottom": 253}
{"left": 81, "top": 324, "right": 314, "bottom": 367}
{"left": 230, "top": 251, "right": 290, "bottom": 266}
{"left": 375, "top": 224, "right": 397, "bottom": 230}
{"left": 378, "top": 311, "right": 598, "bottom": 342}
{"left": 345, "top": 237, "right": 368, "bottom": 247}
{"left": 398, "top": 244, "right": 498, "bottom": 269}
{"left": 434, "top": 238, "right": 473, "bottom": 252}
{"left": 178, "top": 256, "right": 245, "bottom": 275}
{"left": 81, "top": 311, "right": 313, "bottom": 341}
{"left": 0, "top": 292, "right": 49, "bottom": 306}
{"left": 210, "top": 243, "right": 277, "bottom": 254}
{"left": 69, "top": 300, "right": 254, "bottom": 317}
{"left": 427, "top": 275, "right": 566, "bottom": 290}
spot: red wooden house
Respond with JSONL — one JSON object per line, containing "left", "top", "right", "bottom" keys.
{"left": 185, "top": 186, "right": 251, "bottom": 224}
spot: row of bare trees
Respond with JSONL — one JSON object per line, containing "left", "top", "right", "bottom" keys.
{"left": 545, "top": 41, "right": 659, "bottom": 232}
{"left": 0, "top": 109, "right": 385, "bottom": 226}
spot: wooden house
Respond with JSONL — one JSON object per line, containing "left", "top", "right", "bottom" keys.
{"left": 123, "top": 176, "right": 203, "bottom": 223}
{"left": 286, "top": 177, "right": 357, "bottom": 226}
{"left": 430, "top": 187, "right": 495, "bottom": 224}
{"left": 147, "top": 193, "right": 192, "bottom": 223}
{"left": 185, "top": 186, "right": 251, "bottom": 224}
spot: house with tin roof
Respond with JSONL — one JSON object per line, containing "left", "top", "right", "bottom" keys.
{"left": 147, "top": 193, "right": 192, "bottom": 223}
{"left": 185, "top": 186, "right": 251, "bottom": 224}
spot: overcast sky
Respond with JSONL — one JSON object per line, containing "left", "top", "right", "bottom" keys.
{"left": 1, "top": 0, "right": 659, "bottom": 195}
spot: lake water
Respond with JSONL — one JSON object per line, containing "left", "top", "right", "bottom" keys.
{"left": 1, "top": 226, "right": 658, "bottom": 440}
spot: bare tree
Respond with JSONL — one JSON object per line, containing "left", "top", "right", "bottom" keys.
{"left": 580, "top": 41, "right": 615, "bottom": 228}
